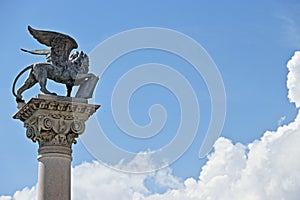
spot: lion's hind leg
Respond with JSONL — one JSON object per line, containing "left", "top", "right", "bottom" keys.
{"left": 16, "top": 73, "right": 38, "bottom": 102}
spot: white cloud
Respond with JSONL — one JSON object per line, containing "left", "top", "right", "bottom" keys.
{"left": 0, "top": 187, "right": 36, "bottom": 200}
{"left": 115, "top": 151, "right": 162, "bottom": 173}
{"left": 0, "top": 196, "right": 12, "bottom": 200}
{"left": 0, "top": 159, "right": 181, "bottom": 200}
{"left": 72, "top": 161, "right": 149, "bottom": 200}
{"left": 137, "top": 51, "right": 300, "bottom": 200}
{"left": 12, "top": 187, "right": 36, "bottom": 200}
{"left": 2, "top": 52, "right": 300, "bottom": 200}
{"left": 138, "top": 119, "right": 300, "bottom": 200}
{"left": 287, "top": 51, "right": 300, "bottom": 107}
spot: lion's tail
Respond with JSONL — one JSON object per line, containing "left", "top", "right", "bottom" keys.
{"left": 12, "top": 65, "right": 33, "bottom": 98}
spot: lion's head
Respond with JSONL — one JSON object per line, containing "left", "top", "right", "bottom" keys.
{"left": 69, "top": 51, "right": 89, "bottom": 74}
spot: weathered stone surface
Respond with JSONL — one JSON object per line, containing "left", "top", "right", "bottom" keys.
{"left": 13, "top": 94, "right": 100, "bottom": 200}
{"left": 13, "top": 94, "right": 100, "bottom": 147}
{"left": 37, "top": 146, "right": 72, "bottom": 200}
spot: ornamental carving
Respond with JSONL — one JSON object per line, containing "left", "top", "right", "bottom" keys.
{"left": 25, "top": 113, "right": 86, "bottom": 147}
{"left": 13, "top": 94, "right": 100, "bottom": 148}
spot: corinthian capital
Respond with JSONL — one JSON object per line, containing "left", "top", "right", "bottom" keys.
{"left": 13, "top": 94, "right": 100, "bottom": 148}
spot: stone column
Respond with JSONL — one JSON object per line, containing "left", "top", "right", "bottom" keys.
{"left": 13, "top": 94, "right": 100, "bottom": 200}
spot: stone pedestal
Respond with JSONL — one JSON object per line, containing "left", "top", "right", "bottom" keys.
{"left": 13, "top": 94, "right": 100, "bottom": 200}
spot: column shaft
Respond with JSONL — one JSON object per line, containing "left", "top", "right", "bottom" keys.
{"left": 37, "top": 146, "right": 72, "bottom": 200}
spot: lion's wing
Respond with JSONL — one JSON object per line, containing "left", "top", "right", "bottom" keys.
{"left": 28, "top": 26, "right": 78, "bottom": 66}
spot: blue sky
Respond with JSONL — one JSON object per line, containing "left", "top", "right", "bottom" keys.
{"left": 1, "top": 0, "right": 300, "bottom": 199}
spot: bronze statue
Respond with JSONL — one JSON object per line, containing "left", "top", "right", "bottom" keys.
{"left": 12, "top": 26, "right": 99, "bottom": 104}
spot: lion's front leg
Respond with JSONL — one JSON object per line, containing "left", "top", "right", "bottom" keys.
{"left": 66, "top": 85, "right": 72, "bottom": 97}
{"left": 38, "top": 74, "right": 57, "bottom": 96}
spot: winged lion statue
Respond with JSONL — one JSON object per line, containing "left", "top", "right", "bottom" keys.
{"left": 12, "top": 26, "right": 99, "bottom": 104}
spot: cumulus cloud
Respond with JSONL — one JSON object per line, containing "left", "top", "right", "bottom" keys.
{"left": 2, "top": 52, "right": 300, "bottom": 200}
{"left": 140, "top": 123, "right": 300, "bottom": 200}
{"left": 72, "top": 161, "right": 149, "bottom": 200}
{"left": 0, "top": 196, "right": 12, "bottom": 200}
{"left": 0, "top": 187, "right": 36, "bottom": 200}
{"left": 0, "top": 159, "right": 181, "bottom": 200}
{"left": 137, "top": 51, "right": 300, "bottom": 200}
{"left": 136, "top": 51, "right": 300, "bottom": 200}
{"left": 287, "top": 51, "right": 300, "bottom": 107}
